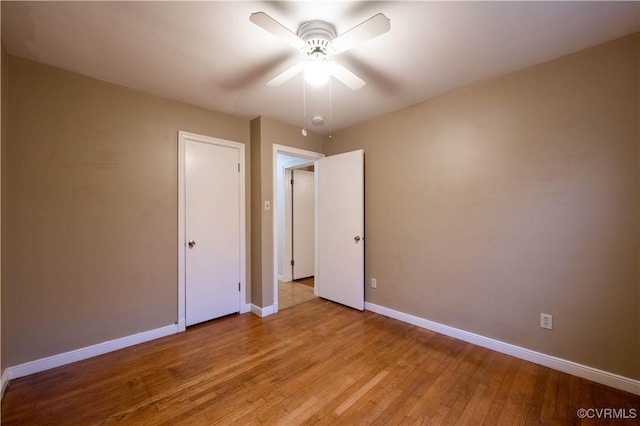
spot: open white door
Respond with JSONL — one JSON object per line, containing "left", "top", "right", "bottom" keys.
{"left": 316, "top": 150, "right": 364, "bottom": 310}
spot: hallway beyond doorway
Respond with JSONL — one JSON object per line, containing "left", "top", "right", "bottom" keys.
{"left": 278, "top": 278, "right": 316, "bottom": 310}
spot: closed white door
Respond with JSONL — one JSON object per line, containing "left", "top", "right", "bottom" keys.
{"left": 185, "top": 139, "right": 240, "bottom": 326}
{"left": 292, "top": 169, "right": 315, "bottom": 279}
{"left": 316, "top": 150, "right": 364, "bottom": 310}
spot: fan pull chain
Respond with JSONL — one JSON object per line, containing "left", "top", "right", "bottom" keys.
{"left": 329, "top": 76, "right": 333, "bottom": 139}
{"left": 301, "top": 78, "right": 308, "bottom": 136}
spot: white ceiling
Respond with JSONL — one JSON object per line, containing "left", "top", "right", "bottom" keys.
{"left": 3, "top": 1, "right": 639, "bottom": 134}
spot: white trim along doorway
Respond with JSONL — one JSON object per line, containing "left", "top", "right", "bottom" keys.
{"left": 272, "top": 144, "right": 324, "bottom": 314}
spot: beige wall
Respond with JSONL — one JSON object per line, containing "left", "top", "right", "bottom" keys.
{"left": 4, "top": 56, "right": 250, "bottom": 366}
{"left": 0, "top": 6, "right": 4, "bottom": 378}
{"left": 1, "top": 44, "right": 7, "bottom": 374}
{"left": 250, "top": 118, "right": 263, "bottom": 307}
{"left": 326, "top": 34, "right": 640, "bottom": 379}
{"left": 250, "top": 116, "right": 324, "bottom": 308}
{"left": 637, "top": 33, "right": 640, "bottom": 373}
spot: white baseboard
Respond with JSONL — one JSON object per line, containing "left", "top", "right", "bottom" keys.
{"left": 4, "top": 324, "right": 179, "bottom": 383}
{"left": 1, "top": 368, "right": 9, "bottom": 399}
{"left": 365, "top": 302, "right": 640, "bottom": 396}
{"left": 251, "top": 304, "right": 274, "bottom": 317}
{"left": 240, "top": 303, "right": 251, "bottom": 314}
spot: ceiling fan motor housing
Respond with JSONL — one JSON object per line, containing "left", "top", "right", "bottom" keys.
{"left": 297, "top": 20, "right": 336, "bottom": 58}
{"left": 250, "top": 11, "right": 376, "bottom": 90}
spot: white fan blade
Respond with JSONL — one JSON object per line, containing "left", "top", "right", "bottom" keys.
{"left": 267, "top": 62, "right": 305, "bottom": 86}
{"left": 329, "top": 61, "right": 365, "bottom": 90}
{"left": 250, "top": 12, "right": 307, "bottom": 50}
{"left": 330, "top": 13, "right": 390, "bottom": 54}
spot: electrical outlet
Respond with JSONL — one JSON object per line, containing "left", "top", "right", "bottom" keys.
{"left": 371, "top": 278, "right": 377, "bottom": 288}
{"left": 541, "top": 313, "right": 553, "bottom": 330}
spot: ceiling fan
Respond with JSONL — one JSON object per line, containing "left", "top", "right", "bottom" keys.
{"left": 249, "top": 11, "right": 390, "bottom": 90}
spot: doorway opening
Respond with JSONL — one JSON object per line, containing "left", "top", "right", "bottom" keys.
{"left": 273, "top": 145, "right": 324, "bottom": 313}
{"left": 281, "top": 164, "right": 315, "bottom": 310}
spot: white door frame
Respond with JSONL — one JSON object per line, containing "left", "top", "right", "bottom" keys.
{"left": 272, "top": 144, "right": 324, "bottom": 314}
{"left": 178, "top": 131, "right": 247, "bottom": 332}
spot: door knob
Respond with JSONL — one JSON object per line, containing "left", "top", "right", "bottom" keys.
{"left": 188, "top": 240, "right": 196, "bottom": 248}
{"left": 354, "top": 235, "right": 361, "bottom": 243}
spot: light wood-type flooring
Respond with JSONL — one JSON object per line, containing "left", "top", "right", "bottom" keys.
{"left": 278, "top": 277, "right": 317, "bottom": 310}
{"left": 2, "top": 298, "right": 639, "bottom": 425}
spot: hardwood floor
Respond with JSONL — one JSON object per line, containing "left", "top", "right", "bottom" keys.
{"left": 294, "top": 277, "right": 314, "bottom": 288}
{"left": 278, "top": 278, "right": 317, "bottom": 310}
{"left": 2, "top": 299, "right": 639, "bottom": 425}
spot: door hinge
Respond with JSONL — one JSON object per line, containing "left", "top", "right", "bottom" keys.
{"left": 238, "top": 282, "right": 240, "bottom": 291}
{"left": 290, "top": 260, "right": 294, "bottom": 266}
{"left": 290, "top": 178, "right": 294, "bottom": 185}
{"left": 238, "top": 163, "right": 240, "bottom": 172}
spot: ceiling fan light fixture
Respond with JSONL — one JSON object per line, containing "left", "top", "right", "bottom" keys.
{"left": 251, "top": 11, "right": 389, "bottom": 90}
{"left": 304, "top": 59, "right": 331, "bottom": 86}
